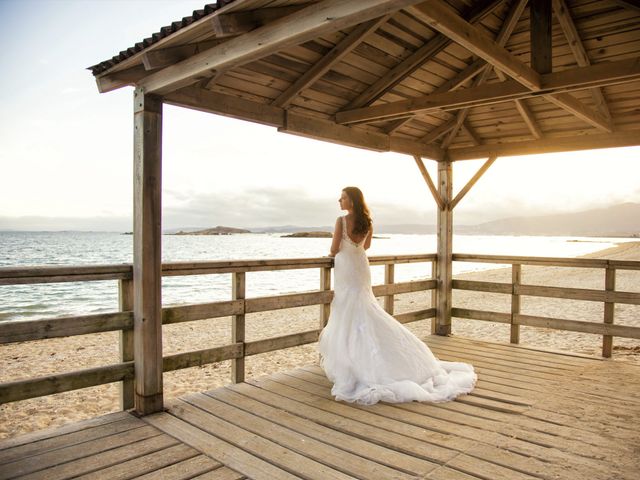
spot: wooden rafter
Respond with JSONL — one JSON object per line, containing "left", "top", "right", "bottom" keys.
{"left": 413, "top": 156, "right": 445, "bottom": 210}
{"left": 138, "top": 0, "right": 426, "bottom": 95}
{"left": 272, "top": 15, "right": 391, "bottom": 108}
{"left": 552, "top": 0, "right": 612, "bottom": 120}
{"left": 335, "top": 58, "right": 640, "bottom": 125}
{"left": 387, "top": 0, "right": 527, "bottom": 139}
{"left": 346, "top": 0, "right": 505, "bottom": 109}
{"left": 447, "top": 130, "right": 640, "bottom": 160}
{"left": 408, "top": 0, "right": 542, "bottom": 91}
{"left": 450, "top": 156, "right": 497, "bottom": 209}
{"left": 461, "top": 121, "right": 481, "bottom": 146}
{"left": 440, "top": 0, "right": 528, "bottom": 149}
{"left": 514, "top": 99, "right": 543, "bottom": 139}
{"left": 209, "top": 6, "right": 307, "bottom": 38}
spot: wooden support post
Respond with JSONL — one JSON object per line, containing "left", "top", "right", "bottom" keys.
{"left": 319, "top": 266, "right": 332, "bottom": 329}
{"left": 431, "top": 260, "right": 437, "bottom": 334}
{"left": 603, "top": 267, "right": 616, "bottom": 358}
{"left": 232, "top": 271, "right": 246, "bottom": 383}
{"left": 531, "top": 0, "right": 552, "bottom": 74}
{"left": 384, "top": 263, "right": 395, "bottom": 314}
{"left": 133, "top": 88, "right": 163, "bottom": 415}
{"left": 435, "top": 158, "right": 453, "bottom": 336}
{"left": 118, "top": 278, "right": 134, "bottom": 410}
{"left": 511, "top": 264, "right": 521, "bottom": 344}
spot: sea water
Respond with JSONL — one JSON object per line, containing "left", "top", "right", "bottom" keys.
{"left": 0, "top": 231, "right": 635, "bottom": 322}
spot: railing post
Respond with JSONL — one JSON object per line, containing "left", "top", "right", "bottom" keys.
{"left": 118, "top": 278, "right": 135, "bottom": 410}
{"left": 232, "top": 271, "right": 246, "bottom": 383}
{"left": 431, "top": 259, "right": 437, "bottom": 334}
{"left": 319, "top": 266, "right": 332, "bottom": 328}
{"left": 511, "top": 264, "right": 521, "bottom": 344}
{"left": 602, "top": 266, "right": 616, "bottom": 358}
{"left": 384, "top": 263, "right": 395, "bottom": 315}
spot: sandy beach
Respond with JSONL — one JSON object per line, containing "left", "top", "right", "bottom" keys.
{"left": 1, "top": 241, "right": 638, "bottom": 439}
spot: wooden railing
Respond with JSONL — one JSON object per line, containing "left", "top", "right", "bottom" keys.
{"left": 452, "top": 254, "right": 640, "bottom": 357}
{"left": 0, "top": 254, "right": 437, "bottom": 407}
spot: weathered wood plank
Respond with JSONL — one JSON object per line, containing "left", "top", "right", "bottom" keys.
{"left": 144, "top": 410, "right": 297, "bottom": 480}
{"left": 0, "top": 362, "right": 134, "bottom": 404}
{"left": 0, "top": 425, "right": 167, "bottom": 479}
{"left": 184, "top": 392, "right": 422, "bottom": 479}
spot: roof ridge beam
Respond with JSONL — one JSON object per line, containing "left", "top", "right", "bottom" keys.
{"left": 138, "top": 0, "right": 427, "bottom": 95}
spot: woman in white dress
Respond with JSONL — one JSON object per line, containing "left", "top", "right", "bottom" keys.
{"left": 317, "top": 186, "right": 477, "bottom": 405}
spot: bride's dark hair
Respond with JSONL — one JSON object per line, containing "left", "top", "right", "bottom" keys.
{"left": 343, "top": 186, "right": 372, "bottom": 235}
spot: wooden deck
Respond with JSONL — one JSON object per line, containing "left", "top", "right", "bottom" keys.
{"left": 1, "top": 335, "right": 639, "bottom": 480}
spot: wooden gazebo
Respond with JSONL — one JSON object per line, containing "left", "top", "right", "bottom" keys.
{"left": 1, "top": 1, "right": 639, "bottom": 478}
{"left": 87, "top": 0, "right": 640, "bottom": 415}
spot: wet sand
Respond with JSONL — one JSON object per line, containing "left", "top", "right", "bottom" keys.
{"left": 1, "top": 241, "right": 638, "bottom": 439}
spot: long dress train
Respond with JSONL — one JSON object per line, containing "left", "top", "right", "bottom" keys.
{"left": 317, "top": 215, "right": 477, "bottom": 405}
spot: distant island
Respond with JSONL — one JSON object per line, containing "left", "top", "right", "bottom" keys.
{"left": 173, "top": 226, "right": 251, "bottom": 235}
{"left": 283, "top": 231, "right": 332, "bottom": 238}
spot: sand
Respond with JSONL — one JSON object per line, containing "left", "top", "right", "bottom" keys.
{"left": 1, "top": 241, "right": 639, "bottom": 439}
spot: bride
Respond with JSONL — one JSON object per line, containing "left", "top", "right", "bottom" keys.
{"left": 317, "top": 186, "right": 477, "bottom": 405}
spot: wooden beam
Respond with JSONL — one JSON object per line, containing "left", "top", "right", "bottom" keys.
{"left": 163, "top": 86, "right": 444, "bottom": 160}
{"left": 450, "top": 156, "right": 497, "bottom": 209}
{"left": 421, "top": 116, "right": 457, "bottom": 143}
{"left": 272, "top": 15, "right": 390, "bottom": 108}
{"left": 346, "top": 0, "right": 504, "bottom": 109}
{"left": 95, "top": 65, "right": 148, "bottom": 93}
{"left": 440, "top": 0, "right": 527, "bottom": 148}
{"left": 138, "top": 0, "right": 426, "bottom": 95}
{"left": 209, "top": 6, "right": 307, "bottom": 38}
{"left": 544, "top": 92, "right": 612, "bottom": 132}
{"left": 132, "top": 88, "right": 164, "bottom": 415}
{"left": 514, "top": 99, "right": 543, "bottom": 139}
{"left": 141, "top": 40, "right": 223, "bottom": 71}
{"left": 461, "top": 121, "right": 481, "bottom": 146}
{"left": 335, "top": 58, "right": 640, "bottom": 124}
{"left": 552, "top": 0, "right": 612, "bottom": 120}
{"left": 447, "top": 130, "right": 640, "bottom": 160}
{"left": 413, "top": 155, "right": 445, "bottom": 210}
{"left": 530, "top": 0, "right": 553, "bottom": 74}
{"left": 408, "top": 0, "right": 542, "bottom": 90}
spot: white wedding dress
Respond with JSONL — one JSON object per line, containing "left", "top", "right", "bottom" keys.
{"left": 317, "top": 215, "right": 477, "bottom": 405}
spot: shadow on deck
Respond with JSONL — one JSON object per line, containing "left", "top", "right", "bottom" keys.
{"left": 1, "top": 335, "right": 639, "bottom": 480}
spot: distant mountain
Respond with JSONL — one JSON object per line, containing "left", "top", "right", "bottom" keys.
{"left": 460, "top": 203, "right": 640, "bottom": 237}
{"left": 163, "top": 203, "right": 640, "bottom": 237}
{"left": 172, "top": 226, "right": 251, "bottom": 235}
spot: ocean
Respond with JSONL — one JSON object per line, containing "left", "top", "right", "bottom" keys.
{"left": 0, "top": 231, "right": 635, "bottom": 322}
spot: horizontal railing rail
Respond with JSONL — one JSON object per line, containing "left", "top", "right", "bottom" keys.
{"left": 452, "top": 253, "right": 640, "bottom": 356}
{"left": 0, "top": 254, "right": 437, "bottom": 406}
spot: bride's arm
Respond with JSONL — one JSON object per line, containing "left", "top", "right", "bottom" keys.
{"left": 328, "top": 217, "right": 342, "bottom": 257}
{"left": 363, "top": 223, "right": 373, "bottom": 250}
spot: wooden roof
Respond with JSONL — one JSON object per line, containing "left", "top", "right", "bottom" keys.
{"left": 89, "top": 0, "right": 640, "bottom": 161}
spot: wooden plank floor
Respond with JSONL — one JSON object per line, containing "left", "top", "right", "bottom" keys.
{"left": 1, "top": 335, "right": 639, "bottom": 480}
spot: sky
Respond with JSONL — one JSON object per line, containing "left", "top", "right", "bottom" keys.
{"left": 0, "top": 0, "right": 638, "bottom": 232}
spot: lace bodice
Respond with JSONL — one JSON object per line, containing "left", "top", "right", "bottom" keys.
{"left": 341, "top": 215, "right": 368, "bottom": 247}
